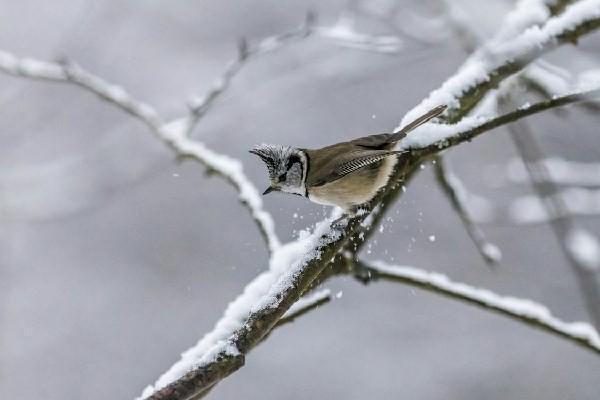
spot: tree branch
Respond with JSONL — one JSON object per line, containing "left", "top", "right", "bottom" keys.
{"left": 399, "top": 0, "right": 600, "bottom": 126}
{"left": 411, "top": 86, "right": 600, "bottom": 155}
{"left": 432, "top": 155, "right": 501, "bottom": 265}
{"left": 0, "top": 45, "right": 282, "bottom": 254}
{"left": 352, "top": 259, "right": 600, "bottom": 355}
{"left": 499, "top": 91, "right": 600, "bottom": 328}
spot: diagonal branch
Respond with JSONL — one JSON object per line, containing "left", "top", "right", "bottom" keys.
{"left": 184, "top": 12, "right": 316, "bottom": 135}
{"left": 400, "top": 0, "right": 600, "bottom": 126}
{"left": 411, "top": 86, "right": 600, "bottom": 155}
{"left": 0, "top": 47, "right": 281, "bottom": 254}
{"left": 432, "top": 155, "right": 501, "bottom": 265}
{"left": 352, "top": 259, "right": 600, "bottom": 355}
{"left": 140, "top": 3, "right": 600, "bottom": 397}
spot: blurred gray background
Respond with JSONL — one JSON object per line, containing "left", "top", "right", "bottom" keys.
{"left": 1, "top": 0, "right": 599, "bottom": 399}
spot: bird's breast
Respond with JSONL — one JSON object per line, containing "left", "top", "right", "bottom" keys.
{"left": 307, "top": 156, "right": 396, "bottom": 212}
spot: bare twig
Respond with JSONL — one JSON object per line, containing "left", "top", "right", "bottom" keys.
{"left": 185, "top": 12, "right": 317, "bottom": 135}
{"left": 432, "top": 155, "right": 501, "bottom": 265}
{"left": 352, "top": 259, "right": 600, "bottom": 355}
{"left": 276, "top": 288, "right": 331, "bottom": 328}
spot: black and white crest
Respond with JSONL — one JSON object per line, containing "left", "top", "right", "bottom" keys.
{"left": 249, "top": 144, "right": 294, "bottom": 177}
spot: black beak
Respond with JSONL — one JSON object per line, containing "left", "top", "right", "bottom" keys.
{"left": 263, "top": 186, "right": 275, "bottom": 195}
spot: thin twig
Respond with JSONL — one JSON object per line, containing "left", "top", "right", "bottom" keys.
{"left": 352, "top": 259, "right": 600, "bottom": 355}
{"left": 432, "top": 155, "right": 501, "bottom": 265}
{"left": 185, "top": 12, "right": 316, "bottom": 135}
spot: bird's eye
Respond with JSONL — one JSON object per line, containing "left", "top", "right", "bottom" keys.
{"left": 278, "top": 173, "right": 286, "bottom": 182}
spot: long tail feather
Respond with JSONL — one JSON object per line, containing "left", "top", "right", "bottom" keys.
{"left": 391, "top": 105, "right": 446, "bottom": 141}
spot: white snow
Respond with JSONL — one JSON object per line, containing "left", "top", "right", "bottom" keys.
{"left": 316, "top": 17, "right": 403, "bottom": 54}
{"left": 481, "top": 243, "right": 503, "bottom": 263}
{"left": 370, "top": 260, "right": 600, "bottom": 350}
{"left": 566, "top": 229, "right": 600, "bottom": 271}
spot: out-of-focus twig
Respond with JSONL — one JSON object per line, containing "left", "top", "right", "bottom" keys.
{"left": 433, "top": 155, "right": 501, "bottom": 265}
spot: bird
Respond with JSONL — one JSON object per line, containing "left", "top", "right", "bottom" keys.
{"left": 250, "top": 105, "right": 446, "bottom": 217}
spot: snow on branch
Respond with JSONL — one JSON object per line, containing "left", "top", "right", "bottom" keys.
{"left": 315, "top": 16, "right": 403, "bottom": 54}
{"left": 432, "top": 156, "right": 501, "bottom": 265}
{"left": 399, "top": 0, "right": 600, "bottom": 126}
{"left": 402, "top": 85, "right": 600, "bottom": 153}
{"left": 0, "top": 49, "right": 282, "bottom": 254}
{"left": 141, "top": 215, "right": 355, "bottom": 399}
{"left": 358, "top": 260, "right": 600, "bottom": 354}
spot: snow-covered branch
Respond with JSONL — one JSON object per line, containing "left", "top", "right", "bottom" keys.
{"left": 404, "top": 86, "right": 600, "bottom": 153}
{"left": 432, "top": 156, "right": 501, "bottom": 265}
{"left": 400, "top": 0, "right": 600, "bottom": 125}
{"left": 355, "top": 260, "right": 600, "bottom": 355}
{"left": 0, "top": 46, "right": 282, "bottom": 254}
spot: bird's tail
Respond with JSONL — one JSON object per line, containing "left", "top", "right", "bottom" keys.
{"left": 391, "top": 104, "right": 447, "bottom": 142}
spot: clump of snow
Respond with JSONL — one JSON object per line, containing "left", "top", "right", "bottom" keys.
{"left": 566, "top": 229, "right": 600, "bottom": 271}
{"left": 370, "top": 260, "right": 600, "bottom": 350}
{"left": 317, "top": 17, "right": 403, "bottom": 54}
{"left": 482, "top": 243, "right": 503, "bottom": 263}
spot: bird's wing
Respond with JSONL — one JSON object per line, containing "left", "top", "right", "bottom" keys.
{"left": 309, "top": 149, "right": 403, "bottom": 187}
{"left": 347, "top": 133, "right": 395, "bottom": 149}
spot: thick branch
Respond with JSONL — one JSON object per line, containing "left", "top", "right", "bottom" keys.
{"left": 353, "top": 259, "right": 600, "bottom": 355}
